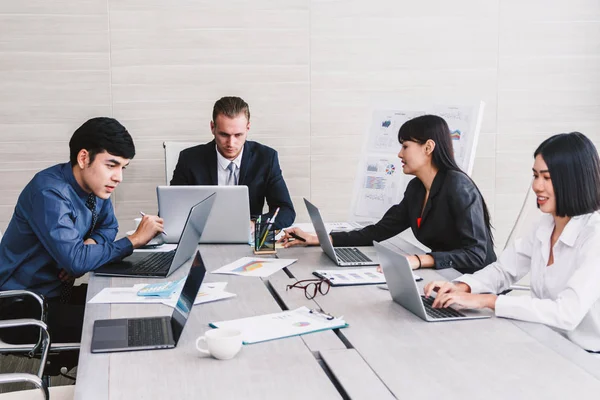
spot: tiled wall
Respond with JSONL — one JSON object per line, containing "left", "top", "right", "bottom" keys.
{"left": 1, "top": 0, "right": 598, "bottom": 249}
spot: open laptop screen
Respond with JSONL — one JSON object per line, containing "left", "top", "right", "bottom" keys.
{"left": 171, "top": 250, "right": 207, "bottom": 344}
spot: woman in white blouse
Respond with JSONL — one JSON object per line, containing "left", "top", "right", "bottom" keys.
{"left": 424, "top": 132, "right": 600, "bottom": 352}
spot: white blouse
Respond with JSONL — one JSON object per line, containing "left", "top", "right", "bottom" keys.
{"left": 456, "top": 212, "right": 600, "bottom": 352}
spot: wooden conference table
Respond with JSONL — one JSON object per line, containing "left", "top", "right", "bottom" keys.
{"left": 75, "top": 242, "right": 600, "bottom": 399}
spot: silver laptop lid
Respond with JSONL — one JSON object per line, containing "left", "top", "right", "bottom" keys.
{"left": 170, "top": 250, "right": 207, "bottom": 344}
{"left": 374, "top": 241, "right": 428, "bottom": 320}
{"left": 157, "top": 186, "right": 250, "bottom": 244}
{"left": 167, "top": 193, "right": 216, "bottom": 275}
{"left": 303, "top": 198, "right": 339, "bottom": 263}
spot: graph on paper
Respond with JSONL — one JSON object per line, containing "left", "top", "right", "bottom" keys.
{"left": 211, "top": 257, "right": 298, "bottom": 278}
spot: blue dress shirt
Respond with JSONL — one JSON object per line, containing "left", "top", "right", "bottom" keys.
{"left": 0, "top": 163, "right": 133, "bottom": 298}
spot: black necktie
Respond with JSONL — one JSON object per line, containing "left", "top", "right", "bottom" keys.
{"left": 85, "top": 193, "right": 98, "bottom": 239}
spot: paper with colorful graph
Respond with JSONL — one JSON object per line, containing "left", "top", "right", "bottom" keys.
{"left": 211, "top": 257, "right": 297, "bottom": 278}
{"left": 88, "top": 281, "right": 235, "bottom": 308}
{"left": 209, "top": 306, "right": 348, "bottom": 344}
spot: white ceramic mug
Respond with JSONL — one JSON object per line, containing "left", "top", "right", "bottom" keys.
{"left": 195, "top": 329, "right": 243, "bottom": 360}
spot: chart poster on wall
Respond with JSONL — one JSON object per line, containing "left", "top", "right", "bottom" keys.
{"left": 351, "top": 101, "right": 484, "bottom": 221}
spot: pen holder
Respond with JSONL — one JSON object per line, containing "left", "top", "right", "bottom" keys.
{"left": 254, "top": 221, "right": 276, "bottom": 255}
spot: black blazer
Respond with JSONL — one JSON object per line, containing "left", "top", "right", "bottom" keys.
{"left": 331, "top": 170, "right": 496, "bottom": 274}
{"left": 170, "top": 140, "right": 295, "bottom": 230}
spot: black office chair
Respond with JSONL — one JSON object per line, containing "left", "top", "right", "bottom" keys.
{"left": 0, "top": 304, "right": 51, "bottom": 399}
{"left": 0, "top": 290, "right": 80, "bottom": 387}
{"left": 0, "top": 309, "right": 75, "bottom": 399}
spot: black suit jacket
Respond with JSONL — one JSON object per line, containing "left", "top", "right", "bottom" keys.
{"left": 331, "top": 170, "right": 496, "bottom": 274}
{"left": 170, "top": 140, "right": 296, "bottom": 229}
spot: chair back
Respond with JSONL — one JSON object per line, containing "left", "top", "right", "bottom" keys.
{"left": 163, "top": 142, "right": 201, "bottom": 185}
{"left": 504, "top": 183, "right": 544, "bottom": 251}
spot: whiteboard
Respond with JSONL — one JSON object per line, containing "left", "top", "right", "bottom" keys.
{"left": 350, "top": 101, "right": 484, "bottom": 222}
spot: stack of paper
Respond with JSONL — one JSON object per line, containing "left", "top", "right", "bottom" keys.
{"left": 313, "top": 268, "right": 422, "bottom": 286}
{"left": 211, "top": 257, "right": 297, "bottom": 278}
{"left": 88, "top": 281, "right": 236, "bottom": 308}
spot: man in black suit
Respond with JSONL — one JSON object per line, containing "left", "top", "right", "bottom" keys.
{"left": 170, "top": 96, "right": 295, "bottom": 229}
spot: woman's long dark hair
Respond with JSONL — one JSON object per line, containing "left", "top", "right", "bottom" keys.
{"left": 398, "top": 114, "right": 493, "bottom": 241}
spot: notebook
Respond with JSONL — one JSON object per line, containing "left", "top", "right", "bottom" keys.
{"left": 90, "top": 249, "right": 207, "bottom": 353}
{"left": 304, "top": 198, "right": 377, "bottom": 266}
{"left": 94, "top": 193, "right": 215, "bottom": 278}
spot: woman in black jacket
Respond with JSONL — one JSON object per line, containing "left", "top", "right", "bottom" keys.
{"left": 280, "top": 114, "right": 496, "bottom": 274}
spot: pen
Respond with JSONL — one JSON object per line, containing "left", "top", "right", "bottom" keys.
{"left": 139, "top": 211, "right": 168, "bottom": 236}
{"left": 258, "top": 208, "right": 280, "bottom": 249}
{"left": 285, "top": 230, "right": 306, "bottom": 242}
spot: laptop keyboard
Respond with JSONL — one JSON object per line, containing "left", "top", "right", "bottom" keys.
{"left": 336, "top": 247, "right": 373, "bottom": 263}
{"left": 131, "top": 251, "right": 176, "bottom": 274}
{"left": 421, "top": 295, "right": 467, "bottom": 319}
{"left": 127, "top": 317, "right": 170, "bottom": 347}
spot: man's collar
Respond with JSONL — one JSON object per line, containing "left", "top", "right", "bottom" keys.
{"left": 215, "top": 145, "right": 243, "bottom": 170}
{"left": 62, "top": 162, "right": 89, "bottom": 199}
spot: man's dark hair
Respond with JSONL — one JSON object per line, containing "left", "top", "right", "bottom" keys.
{"left": 534, "top": 132, "right": 600, "bottom": 217}
{"left": 69, "top": 117, "right": 135, "bottom": 166}
{"left": 212, "top": 96, "right": 250, "bottom": 123}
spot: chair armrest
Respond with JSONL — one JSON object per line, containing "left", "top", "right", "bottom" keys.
{"left": 0, "top": 290, "right": 48, "bottom": 357}
{"left": 0, "top": 373, "right": 49, "bottom": 400}
{"left": 0, "top": 319, "right": 51, "bottom": 378}
{"left": 0, "top": 290, "right": 45, "bottom": 319}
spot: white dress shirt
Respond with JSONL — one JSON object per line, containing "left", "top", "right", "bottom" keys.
{"left": 216, "top": 146, "right": 243, "bottom": 186}
{"left": 456, "top": 212, "right": 600, "bottom": 352}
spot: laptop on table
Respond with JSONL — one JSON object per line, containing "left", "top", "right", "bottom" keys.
{"left": 157, "top": 185, "right": 250, "bottom": 244}
{"left": 374, "top": 241, "right": 491, "bottom": 322}
{"left": 94, "top": 193, "right": 215, "bottom": 278}
{"left": 91, "top": 249, "right": 207, "bottom": 353}
{"left": 304, "top": 198, "right": 377, "bottom": 266}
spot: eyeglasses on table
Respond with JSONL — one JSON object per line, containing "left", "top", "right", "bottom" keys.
{"left": 286, "top": 278, "right": 331, "bottom": 300}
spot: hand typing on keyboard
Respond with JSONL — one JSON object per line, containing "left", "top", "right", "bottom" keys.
{"left": 424, "top": 280, "right": 498, "bottom": 311}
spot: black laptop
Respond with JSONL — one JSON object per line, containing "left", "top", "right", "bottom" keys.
{"left": 94, "top": 193, "right": 215, "bottom": 278}
{"left": 91, "top": 249, "right": 207, "bottom": 353}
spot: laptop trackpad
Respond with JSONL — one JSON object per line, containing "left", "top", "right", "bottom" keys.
{"left": 92, "top": 319, "right": 128, "bottom": 352}
{"left": 96, "top": 325, "right": 126, "bottom": 341}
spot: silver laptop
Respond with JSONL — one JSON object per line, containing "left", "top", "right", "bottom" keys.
{"left": 91, "top": 249, "right": 207, "bottom": 353}
{"left": 304, "top": 198, "right": 377, "bottom": 266}
{"left": 374, "top": 241, "right": 491, "bottom": 322}
{"left": 158, "top": 186, "right": 250, "bottom": 244}
{"left": 94, "top": 194, "right": 215, "bottom": 278}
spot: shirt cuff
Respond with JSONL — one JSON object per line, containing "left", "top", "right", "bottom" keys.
{"left": 453, "top": 274, "right": 489, "bottom": 294}
{"left": 428, "top": 252, "right": 455, "bottom": 269}
{"left": 493, "top": 295, "right": 523, "bottom": 319}
{"left": 115, "top": 237, "right": 134, "bottom": 258}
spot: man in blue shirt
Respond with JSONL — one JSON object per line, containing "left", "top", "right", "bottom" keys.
{"left": 0, "top": 117, "right": 163, "bottom": 346}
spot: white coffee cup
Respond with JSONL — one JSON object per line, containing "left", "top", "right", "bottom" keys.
{"left": 195, "top": 329, "right": 243, "bottom": 360}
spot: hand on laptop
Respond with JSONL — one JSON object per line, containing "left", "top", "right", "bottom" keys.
{"left": 278, "top": 227, "right": 320, "bottom": 248}
{"left": 431, "top": 292, "right": 498, "bottom": 310}
{"left": 424, "top": 280, "right": 470, "bottom": 298}
{"left": 423, "top": 280, "right": 471, "bottom": 305}
{"left": 128, "top": 214, "right": 164, "bottom": 249}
